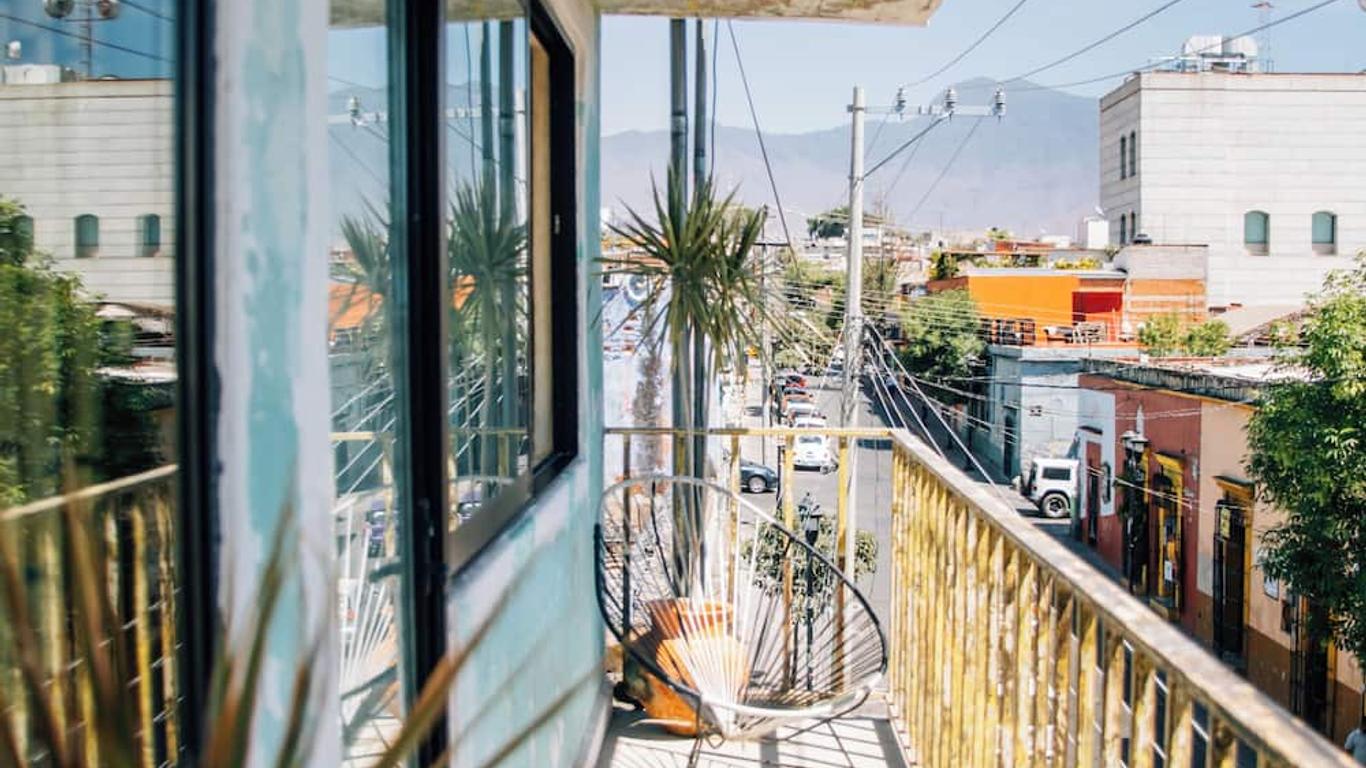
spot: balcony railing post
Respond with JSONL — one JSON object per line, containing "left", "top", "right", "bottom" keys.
{"left": 154, "top": 492, "right": 179, "bottom": 760}
{"left": 1015, "top": 559, "right": 1039, "bottom": 763}
{"left": 948, "top": 503, "right": 968, "bottom": 766}
{"left": 1167, "top": 679, "right": 1194, "bottom": 768}
{"left": 130, "top": 501, "right": 156, "bottom": 768}
{"left": 1000, "top": 546, "right": 1021, "bottom": 765}
{"left": 984, "top": 521, "right": 1006, "bottom": 766}
{"left": 964, "top": 515, "right": 986, "bottom": 767}
{"left": 1051, "top": 591, "right": 1074, "bottom": 765}
{"left": 1076, "top": 605, "right": 1101, "bottom": 767}
{"left": 1102, "top": 632, "right": 1127, "bottom": 767}
{"left": 1131, "top": 652, "right": 1156, "bottom": 768}
{"left": 37, "top": 514, "right": 69, "bottom": 747}
{"left": 1033, "top": 575, "right": 1056, "bottom": 764}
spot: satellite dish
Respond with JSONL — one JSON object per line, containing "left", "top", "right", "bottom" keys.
{"left": 43, "top": 0, "right": 75, "bottom": 19}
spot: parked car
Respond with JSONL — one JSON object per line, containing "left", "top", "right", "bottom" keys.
{"left": 793, "top": 415, "right": 828, "bottom": 429}
{"left": 365, "top": 504, "right": 387, "bottom": 557}
{"left": 791, "top": 434, "right": 836, "bottom": 473}
{"left": 785, "top": 400, "right": 819, "bottom": 423}
{"left": 740, "top": 460, "right": 779, "bottom": 494}
{"left": 1018, "top": 457, "right": 1079, "bottom": 518}
{"left": 783, "top": 373, "right": 807, "bottom": 388}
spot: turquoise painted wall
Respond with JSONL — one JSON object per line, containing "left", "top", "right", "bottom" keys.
{"left": 445, "top": 4, "right": 605, "bottom": 765}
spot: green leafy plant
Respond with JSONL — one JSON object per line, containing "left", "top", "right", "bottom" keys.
{"left": 1137, "top": 313, "right": 1183, "bottom": 358}
{"left": 898, "top": 289, "right": 984, "bottom": 396}
{"left": 1248, "top": 254, "right": 1366, "bottom": 663}
{"left": 928, "top": 250, "right": 959, "bottom": 281}
{"left": 1182, "top": 318, "right": 1232, "bottom": 357}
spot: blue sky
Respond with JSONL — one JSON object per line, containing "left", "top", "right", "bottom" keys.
{"left": 4, "top": 0, "right": 1363, "bottom": 135}
{"left": 602, "top": 0, "right": 1366, "bottom": 133}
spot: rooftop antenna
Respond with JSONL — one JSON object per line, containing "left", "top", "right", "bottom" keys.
{"left": 1251, "top": 1, "right": 1274, "bottom": 72}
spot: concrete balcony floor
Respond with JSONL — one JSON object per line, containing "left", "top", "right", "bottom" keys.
{"left": 597, "top": 696, "right": 909, "bottom": 768}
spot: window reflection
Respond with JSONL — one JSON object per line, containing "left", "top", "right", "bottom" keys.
{"left": 327, "top": 4, "right": 401, "bottom": 762}
{"left": 0, "top": 2, "right": 180, "bottom": 763}
{"left": 446, "top": 16, "right": 531, "bottom": 522}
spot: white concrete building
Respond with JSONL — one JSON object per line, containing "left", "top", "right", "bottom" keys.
{"left": 0, "top": 74, "right": 175, "bottom": 305}
{"left": 1099, "top": 70, "right": 1365, "bottom": 308}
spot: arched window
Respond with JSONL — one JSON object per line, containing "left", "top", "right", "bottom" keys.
{"left": 139, "top": 214, "right": 162, "bottom": 257}
{"left": 1120, "top": 135, "right": 1127, "bottom": 180}
{"left": 74, "top": 214, "right": 99, "bottom": 258}
{"left": 1119, "top": 214, "right": 1128, "bottom": 245}
{"left": 1244, "top": 210, "right": 1269, "bottom": 255}
{"left": 1130, "top": 212, "right": 1138, "bottom": 241}
{"left": 1129, "top": 130, "right": 1137, "bottom": 177}
{"left": 1311, "top": 211, "right": 1336, "bottom": 255}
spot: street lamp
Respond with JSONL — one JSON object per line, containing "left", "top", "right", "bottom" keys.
{"left": 42, "top": 0, "right": 122, "bottom": 78}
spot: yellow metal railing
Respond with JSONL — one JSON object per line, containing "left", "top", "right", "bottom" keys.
{"left": 604, "top": 426, "right": 1353, "bottom": 766}
{"left": 0, "top": 465, "right": 180, "bottom": 767}
{"left": 887, "top": 431, "right": 1353, "bottom": 768}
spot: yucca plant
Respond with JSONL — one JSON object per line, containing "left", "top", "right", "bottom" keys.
{"left": 605, "top": 171, "right": 768, "bottom": 446}
{"left": 448, "top": 180, "right": 526, "bottom": 482}
{"left": 605, "top": 171, "right": 769, "bottom": 590}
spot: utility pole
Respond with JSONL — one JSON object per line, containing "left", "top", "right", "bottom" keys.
{"left": 668, "top": 19, "right": 692, "bottom": 479}
{"left": 691, "top": 19, "right": 708, "bottom": 479}
{"left": 840, "top": 86, "right": 866, "bottom": 575}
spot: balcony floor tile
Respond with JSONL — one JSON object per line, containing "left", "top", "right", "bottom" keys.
{"left": 597, "top": 698, "right": 908, "bottom": 768}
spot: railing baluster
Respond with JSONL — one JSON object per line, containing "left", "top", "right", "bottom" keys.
{"left": 1102, "top": 631, "right": 1127, "bottom": 767}
{"left": 154, "top": 489, "right": 179, "bottom": 761}
{"left": 129, "top": 501, "right": 155, "bottom": 768}
{"left": 1076, "top": 605, "right": 1100, "bottom": 767}
{"left": 1051, "top": 590, "right": 1074, "bottom": 767}
{"left": 1131, "top": 652, "right": 1156, "bottom": 768}
{"left": 37, "top": 511, "right": 70, "bottom": 749}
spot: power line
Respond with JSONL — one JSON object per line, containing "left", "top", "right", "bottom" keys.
{"left": 862, "top": 114, "right": 949, "bottom": 180}
{"left": 727, "top": 21, "right": 795, "bottom": 256}
{"left": 1024, "top": 0, "right": 1343, "bottom": 92}
{"left": 0, "top": 11, "right": 168, "bottom": 63}
{"left": 904, "top": 0, "right": 1034, "bottom": 88}
{"left": 120, "top": 0, "right": 173, "bottom": 23}
{"left": 999, "top": 0, "right": 1191, "bottom": 85}
{"left": 906, "top": 116, "right": 984, "bottom": 224}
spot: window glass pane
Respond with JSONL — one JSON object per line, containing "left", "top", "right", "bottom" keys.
{"left": 75, "top": 213, "right": 100, "bottom": 257}
{"left": 0, "top": 3, "right": 180, "bottom": 763}
{"left": 1129, "top": 130, "right": 1137, "bottom": 176}
{"left": 141, "top": 213, "right": 162, "bottom": 256}
{"left": 326, "top": 2, "right": 400, "bottom": 759}
{"left": 1119, "top": 136, "right": 1126, "bottom": 179}
{"left": 1311, "top": 211, "right": 1335, "bottom": 245}
{"left": 1244, "top": 211, "right": 1268, "bottom": 245}
{"left": 445, "top": 13, "right": 531, "bottom": 523}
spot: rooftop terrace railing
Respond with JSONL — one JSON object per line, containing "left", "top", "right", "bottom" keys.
{"left": 605, "top": 425, "right": 1355, "bottom": 767}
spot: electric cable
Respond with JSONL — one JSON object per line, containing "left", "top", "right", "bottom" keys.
{"left": 906, "top": 116, "right": 984, "bottom": 225}
{"left": 727, "top": 21, "right": 796, "bottom": 257}
{"left": 903, "top": 0, "right": 1034, "bottom": 88}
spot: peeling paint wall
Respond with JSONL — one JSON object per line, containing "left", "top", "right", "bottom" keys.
{"left": 445, "top": 0, "right": 607, "bottom": 764}
{"left": 214, "top": 0, "right": 341, "bottom": 764}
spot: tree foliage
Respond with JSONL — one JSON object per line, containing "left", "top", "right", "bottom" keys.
{"left": 1248, "top": 256, "right": 1366, "bottom": 663}
{"left": 1183, "top": 318, "right": 1232, "bottom": 357}
{"left": 0, "top": 199, "right": 165, "bottom": 507}
{"left": 1138, "top": 313, "right": 1232, "bottom": 358}
{"left": 898, "top": 289, "right": 984, "bottom": 392}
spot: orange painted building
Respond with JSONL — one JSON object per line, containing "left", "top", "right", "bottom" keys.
{"left": 927, "top": 262, "right": 1205, "bottom": 346}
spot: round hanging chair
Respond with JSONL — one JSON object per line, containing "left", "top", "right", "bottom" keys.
{"left": 595, "top": 474, "right": 886, "bottom": 741}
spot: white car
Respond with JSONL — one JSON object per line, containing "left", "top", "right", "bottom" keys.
{"left": 784, "top": 401, "right": 818, "bottom": 423}
{"left": 793, "top": 415, "right": 828, "bottom": 429}
{"left": 791, "top": 434, "right": 836, "bottom": 472}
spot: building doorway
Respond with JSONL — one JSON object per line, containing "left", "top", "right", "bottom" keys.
{"left": 1212, "top": 499, "right": 1248, "bottom": 666}
{"left": 1290, "top": 599, "right": 1334, "bottom": 734}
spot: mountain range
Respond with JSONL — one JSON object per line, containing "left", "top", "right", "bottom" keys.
{"left": 325, "top": 78, "right": 1101, "bottom": 239}
{"left": 601, "top": 78, "right": 1101, "bottom": 237}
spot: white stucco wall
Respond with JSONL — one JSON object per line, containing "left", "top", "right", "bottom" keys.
{"left": 1099, "top": 72, "right": 1365, "bottom": 307}
{"left": 0, "top": 79, "right": 175, "bottom": 304}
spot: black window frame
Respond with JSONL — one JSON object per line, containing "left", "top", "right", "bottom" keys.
{"left": 441, "top": 0, "right": 580, "bottom": 572}
{"left": 174, "top": 1, "right": 579, "bottom": 761}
